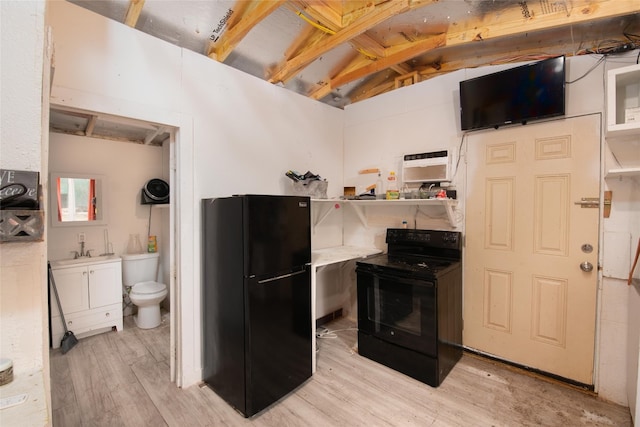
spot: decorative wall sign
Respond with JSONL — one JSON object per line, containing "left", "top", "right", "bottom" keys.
{"left": 0, "top": 169, "right": 40, "bottom": 210}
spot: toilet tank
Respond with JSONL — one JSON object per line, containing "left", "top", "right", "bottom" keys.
{"left": 122, "top": 252, "right": 160, "bottom": 287}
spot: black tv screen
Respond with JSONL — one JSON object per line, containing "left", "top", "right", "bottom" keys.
{"left": 459, "top": 56, "right": 566, "bottom": 131}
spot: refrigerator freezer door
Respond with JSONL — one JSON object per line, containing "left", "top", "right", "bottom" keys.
{"left": 245, "top": 267, "right": 312, "bottom": 416}
{"left": 243, "top": 195, "right": 311, "bottom": 277}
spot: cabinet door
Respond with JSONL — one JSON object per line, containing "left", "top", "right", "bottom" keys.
{"left": 88, "top": 262, "right": 122, "bottom": 308}
{"left": 51, "top": 266, "right": 89, "bottom": 315}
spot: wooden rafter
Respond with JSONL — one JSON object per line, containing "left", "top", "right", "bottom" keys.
{"left": 311, "top": 0, "right": 640, "bottom": 102}
{"left": 269, "top": 0, "right": 437, "bottom": 85}
{"left": 207, "top": 0, "right": 286, "bottom": 62}
{"left": 291, "top": 0, "right": 344, "bottom": 29}
{"left": 291, "top": 0, "right": 384, "bottom": 28}
{"left": 124, "top": 0, "right": 145, "bottom": 28}
{"left": 310, "top": 34, "right": 445, "bottom": 100}
{"left": 284, "top": 3, "right": 388, "bottom": 61}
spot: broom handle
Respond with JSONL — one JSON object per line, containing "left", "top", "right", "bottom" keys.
{"left": 630, "top": 238, "right": 640, "bottom": 286}
{"left": 48, "top": 263, "right": 70, "bottom": 334}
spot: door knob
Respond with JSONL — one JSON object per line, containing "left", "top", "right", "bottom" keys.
{"left": 580, "top": 261, "right": 593, "bottom": 272}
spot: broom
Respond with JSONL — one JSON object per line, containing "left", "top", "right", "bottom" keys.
{"left": 48, "top": 262, "right": 78, "bottom": 354}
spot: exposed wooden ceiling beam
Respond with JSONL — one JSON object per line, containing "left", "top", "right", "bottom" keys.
{"left": 310, "top": 34, "right": 444, "bottom": 100}
{"left": 348, "top": 70, "right": 399, "bottom": 103}
{"left": 282, "top": 24, "right": 319, "bottom": 61}
{"left": 291, "top": 0, "right": 344, "bottom": 29}
{"left": 312, "top": 0, "right": 640, "bottom": 102}
{"left": 349, "top": 21, "right": 638, "bottom": 103}
{"left": 351, "top": 33, "right": 388, "bottom": 59}
{"left": 292, "top": 0, "right": 385, "bottom": 29}
{"left": 269, "top": 0, "right": 437, "bottom": 84}
{"left": 446, "top": 0, "right": 638, "bottom": 46}
{"left": 124, "top": 0, "right": 145, "bottom": 28}
{"left": 207, "top": 0, "right": 286, "bottom": 62}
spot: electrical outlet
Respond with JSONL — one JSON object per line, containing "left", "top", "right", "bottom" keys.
{"left": 78, "top": 232, "right": 85, "bottom": 243}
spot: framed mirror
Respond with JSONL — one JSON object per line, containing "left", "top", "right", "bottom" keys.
{"left": 50, "top": 173, "right": 107, "bottom": 226}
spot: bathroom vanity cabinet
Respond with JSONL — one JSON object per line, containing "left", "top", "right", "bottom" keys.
{"left": 50, "top": 258, "right": 123, "bottom": 348}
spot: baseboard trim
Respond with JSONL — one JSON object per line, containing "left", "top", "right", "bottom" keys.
{"left": 463, "top": 347, "right": 595, "bottom": 392}
{"left": 316, "top": 309, "right": 343, "bottom": 329}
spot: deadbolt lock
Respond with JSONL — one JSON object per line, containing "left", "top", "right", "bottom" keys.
{"left": 581, "top": 244, "right": 593, "bottom": 253}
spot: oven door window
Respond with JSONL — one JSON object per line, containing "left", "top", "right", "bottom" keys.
{"left": 357, "top": 269, "right": 437, "bottom": 356}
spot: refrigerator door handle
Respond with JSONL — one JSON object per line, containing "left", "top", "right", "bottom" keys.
{"left": 258, "top": 269, "right": 307, "bottom": 284}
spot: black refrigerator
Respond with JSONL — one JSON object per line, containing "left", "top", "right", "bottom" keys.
{"left": 202, "top": 195, "right": 312, "bottom": 417}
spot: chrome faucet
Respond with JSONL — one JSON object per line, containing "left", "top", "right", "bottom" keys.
{"left": 71, "top": 242, "right": 94, "bottom": 259}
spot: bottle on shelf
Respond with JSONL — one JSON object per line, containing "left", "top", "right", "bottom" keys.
{"left": 386, "top": 171, "right": 399, "bottom": 200}
{"left": 375, "top": 173, "right": 385, "bottom": 199}
{"left": 148, "top": 235, "right": 157, "bottom": 253}
{"left": 127, "top": 233, "right": 144, "bottom": 254}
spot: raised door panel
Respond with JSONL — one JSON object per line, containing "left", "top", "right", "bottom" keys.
{"left": 88, "top": 262, "right": 122, "bottom": 308}
{"left": 51, "top": 266, "right": 89, "bottom": 315}
{"left": 483, "top": 269, "right": 513, "bottom": 333}
{"left": 533, "top": 175, "right": 570, "bottom": 256}
{"left": 484, "top": 178, "right": 515, "bottom": 251}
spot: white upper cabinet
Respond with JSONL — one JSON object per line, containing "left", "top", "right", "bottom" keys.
{"left": 606, "top": 63, "right": 640, "bottom": 178}
{"left": 607, "top": 63, "right": 640, "bottom": 137}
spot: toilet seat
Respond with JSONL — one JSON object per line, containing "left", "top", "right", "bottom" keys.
{"left": 129, "top": 281, "right": 167, "bottom": 329}
{"left": 131, "top": 281, "right": 166, "bottom": 295}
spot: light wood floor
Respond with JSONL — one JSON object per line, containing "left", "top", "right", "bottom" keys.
{"left": 50, "top": 315, "right": 632, "bottom": 426}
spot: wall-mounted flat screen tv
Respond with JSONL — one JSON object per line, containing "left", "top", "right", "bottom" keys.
{"left": 459, "top": 56, "right": 566, "bottom": 131}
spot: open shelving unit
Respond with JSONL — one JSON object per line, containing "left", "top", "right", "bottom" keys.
{"left": 606, "top": 168, "right": 640, "bottom": 179}
{"left": 606, "top": 63, "right": 640, "bottom": 179}
{"left": 311, "top": 198, "right": 460, "bottom": 228}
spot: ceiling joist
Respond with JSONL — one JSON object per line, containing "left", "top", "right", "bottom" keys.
{"left": 207, "top": 0, "right": 286, "bottom": 62}
{"left": 124, "top": 0, "right": 145, "bottom": 28}
{"left": 269, "top": 0, "right": 436, "bottom": 84}
{"left": 312, "top": 0, "right": 640, "bottom": 101}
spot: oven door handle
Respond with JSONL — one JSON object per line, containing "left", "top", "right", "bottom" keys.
{"left": 358, "top": 268, "right": 435, "bottom": 287}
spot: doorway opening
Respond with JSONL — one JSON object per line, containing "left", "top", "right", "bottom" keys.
{"left": 47, "top": 105, "right": 178, "bottom": 382}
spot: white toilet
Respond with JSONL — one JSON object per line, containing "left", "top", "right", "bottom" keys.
{"left": 122, "top": 252, "right": 168, "bottom": 329}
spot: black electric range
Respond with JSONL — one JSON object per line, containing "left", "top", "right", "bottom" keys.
{"left": 356, "top": 228, "right": 463, "bottom": 387}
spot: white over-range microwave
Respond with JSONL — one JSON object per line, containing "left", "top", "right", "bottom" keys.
{"left": 402, "top": 150, "right": 452, "bottom": 184}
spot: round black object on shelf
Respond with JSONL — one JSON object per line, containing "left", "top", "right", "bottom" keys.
{"left": 141, "top": 179, "right": 169, "bottom": 205}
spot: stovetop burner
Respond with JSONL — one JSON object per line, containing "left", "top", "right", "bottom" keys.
{"left": 357, "top": 253, "right": 458, "bottom": 277}
{"left": 356, "top": 228, "right": 462, "bottom": 279}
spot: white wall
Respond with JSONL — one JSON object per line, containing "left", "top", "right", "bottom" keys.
{"left": 0, "top": 0, "right": 50, "bottom": 424}
{"left": 48, "top": 133, "right": 166, "bottom": 259}
{"left": 48, "top": 0, "right": 344, "bottom": 387}
{"left": 342, "top": 52, "right": 640, "bottom": 406}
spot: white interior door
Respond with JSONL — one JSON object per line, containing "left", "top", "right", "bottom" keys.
{"left": 464, "top": 115, "right": 600, "bottom": 384}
